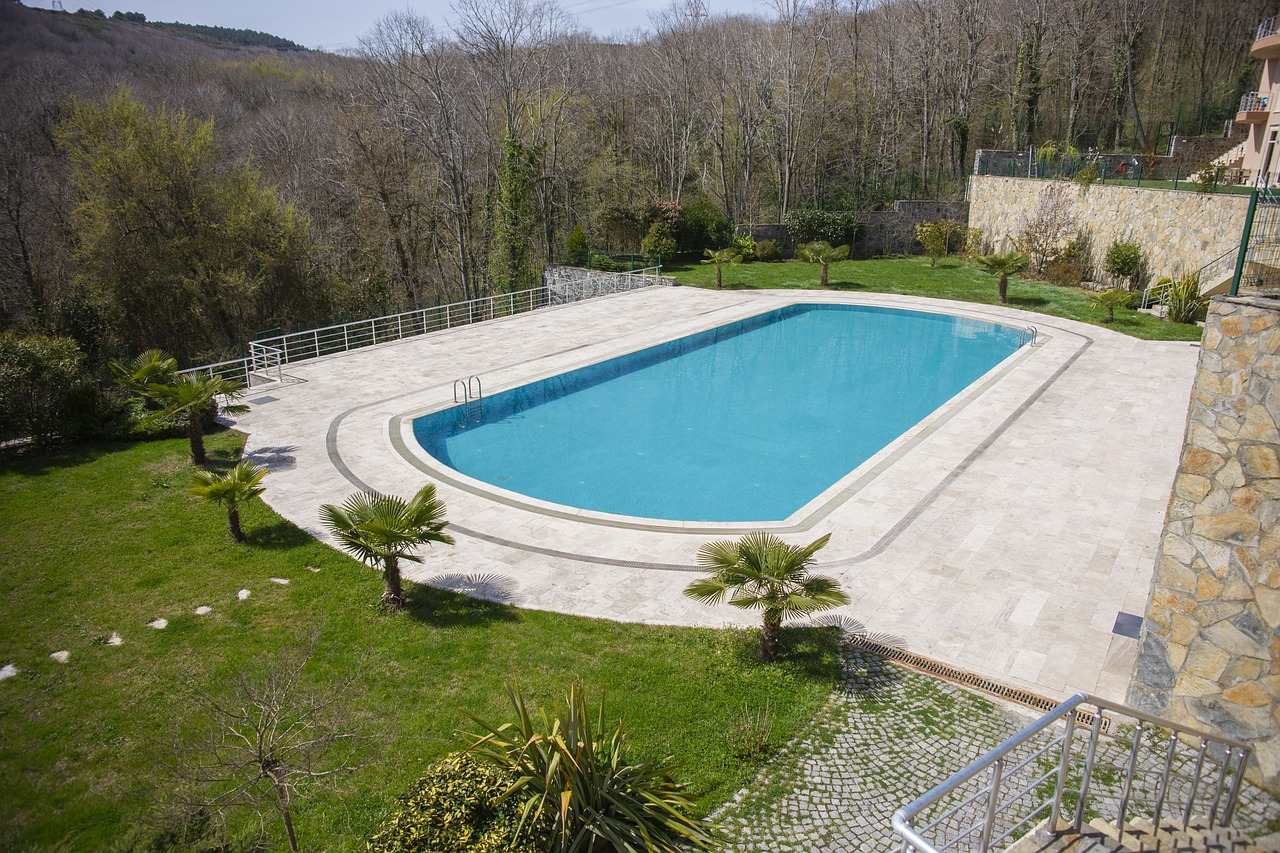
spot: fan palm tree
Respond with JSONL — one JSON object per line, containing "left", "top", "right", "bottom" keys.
{"left": 189, "top": 460, "right": 267, "bottom": 542}
{"left": 974, "top": 250, "right": 1029, "bottom": 304}
{"left": 701, "top": 247, "right": 742, "bottom": 288}
{"left": 144, "top": 371, "right": 249, "bottom": 466}
{"left": 684, "top": 532, "right": 850, "bottom": 661}
{"left": 1089, "top": 288, "right": 1131, "bottom": 323}
{"left": 797, "top": 241, "right": 850, "bottom": 287}
{"left": 109, "top": 349, "right": 178, "bottom": 400}
{"left": 319, "top": 484, "right": 454, "bottom": 609}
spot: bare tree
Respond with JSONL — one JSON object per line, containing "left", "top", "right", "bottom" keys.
{"left": 159, "top": 635, "right": 375, "bottom": 853}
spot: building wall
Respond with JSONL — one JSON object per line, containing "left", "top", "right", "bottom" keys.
{"left": 968, "top": 176, "right": 1248, "bottom": 283}
{"left": 1128, "top": 295, "right": 1280, "bottom": 790}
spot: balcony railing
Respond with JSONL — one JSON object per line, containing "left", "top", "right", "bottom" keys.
{"left": 1240, "top": 92, "right": 1270, "bottom": 114}
{"left": 1259, "top": 14, "right": 1279, "bottom": 41}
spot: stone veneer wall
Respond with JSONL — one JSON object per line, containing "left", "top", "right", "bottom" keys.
{"left": 968, "top": 176, "right": 1248, "bottom": 282}
{"left": 1128, "top": 295, "right": 1280, "bottom": 790}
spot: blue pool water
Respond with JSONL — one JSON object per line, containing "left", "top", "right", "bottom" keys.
{"left": 412, "top": 304, "right": 1026, "bottom": 522}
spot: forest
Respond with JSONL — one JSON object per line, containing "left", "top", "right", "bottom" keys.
{"left": 0, "top": 0, "right": 1272, "bottom": 366}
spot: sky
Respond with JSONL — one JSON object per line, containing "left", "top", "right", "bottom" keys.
{"left": 25, "top": 0, "right": 765, "bottom": 51}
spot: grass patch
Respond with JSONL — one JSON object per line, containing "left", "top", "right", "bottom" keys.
{"left": 664, "top": 256, "right": 1204, "bottom": 342}
{"left": 0, "top": 432, "right": 842, "bottom": 851}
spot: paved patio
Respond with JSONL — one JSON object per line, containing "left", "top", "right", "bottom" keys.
{"left": 230, "top": 286, "right": 1200, "bottom": 702}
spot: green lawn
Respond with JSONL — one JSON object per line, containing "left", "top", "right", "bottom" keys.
{"left": 664, "top": 255, "right": 1205, "bottom": 342}
{"left": 0, "top": 433, "right": 842, "bottom": 851}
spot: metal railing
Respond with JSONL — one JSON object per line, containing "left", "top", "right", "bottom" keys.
{"left": 1259, "top": 14, "right": 1279, "bottom": 42}
{"left": 1141, "top": 247, "right": 1238, "bottom": 308}
{"left": 1240, "top": 92, "right": 1270, "bottom": 114}
{"left": 892, "top": 693, "right": 1252, "bottom": 853}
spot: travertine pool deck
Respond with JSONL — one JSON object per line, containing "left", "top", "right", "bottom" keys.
{"left": 230, "top": 287, "right": 1200, "bottom": 702}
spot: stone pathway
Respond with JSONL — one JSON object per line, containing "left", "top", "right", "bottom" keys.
{"left": 716, "top": 647, "right": 1280, "bottom": 853}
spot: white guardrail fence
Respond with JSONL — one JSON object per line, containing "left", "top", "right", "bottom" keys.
{"left": 178, "top": 268, "right": 672, "bottom": 387}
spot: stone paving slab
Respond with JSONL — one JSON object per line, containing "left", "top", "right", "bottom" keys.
{"left": 230, "top": 287, "right": 1201, "bottom": 702}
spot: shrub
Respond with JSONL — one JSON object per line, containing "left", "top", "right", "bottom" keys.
{"left": 725, "top": 701, "right": 776, "bottom": 761}
{"left": 587, "top": 251, "right": 626, "bottom": 272}
{"left": 368, "top": 752, "right": 544, "bottom": 853}
{"left": 1015, "top": 184, "right": 1078, "bottom": 273}
{"left": 1103, "top": 239, "right": 1144, "bottom": 288}
{"left": 563, "top": 224, "right": 589, "bottom": 266}
{"left": 641, "top": 220, "right": 678, "bottom": 263}
{"left": 1042, "top": 257, "right": 1084, "bottom": 287}
{"left": 1074, "top": 161, "right": 1101, "bottom": 186}
{"left": 1166, "top": 273, "right": 1208, "bottom": 323}
{"left": 679, "top": 199, "right": 732, "bottom": 252}
{"left": 754, "top": 239, "right": 782, "bottom": 262}
{"left": 782, "top": 209, "right": 860, "bottom": 247}
{"left": 733, "top": 233, "right": 758, "bottom": 261}
{"left": 465, "top": 680, "right": 717, "bottom": 852}
{"left": 963, "top": 227, "right": 987, "bottom": 258}
{"left": 916, "top": 221, "right": 949, "bottom": 266}
{"left": 0, "top": 332, "right": 92, "bottom": 448}
{"left": 1192, "top": 164, "right": 1226, "bottom": 194}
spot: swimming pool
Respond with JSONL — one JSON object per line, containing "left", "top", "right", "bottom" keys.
{"left": 411, "top": 304, "right": 1027, "bottom": 522}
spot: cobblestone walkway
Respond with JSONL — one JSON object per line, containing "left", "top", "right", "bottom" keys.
{"left": 716, "top": 648, "right": 1280, "bottom": 853}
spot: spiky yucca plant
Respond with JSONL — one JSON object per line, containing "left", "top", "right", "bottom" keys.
{"left": 464, "top": 679, "right": 717, "bottom": 853}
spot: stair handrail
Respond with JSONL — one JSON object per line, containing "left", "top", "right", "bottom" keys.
{"left": 1142, "top": 246, "right": 1239, "bottom": 308}
{"left": 892, "top": 692, "right": 1254, "bottom": 853}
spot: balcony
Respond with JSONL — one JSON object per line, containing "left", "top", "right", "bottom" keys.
{"left": 1253, "top": 15, "right": 1280, "bottom": 58}
{"left": 1237, "top": 91, "right": 1271, "bottom": 124}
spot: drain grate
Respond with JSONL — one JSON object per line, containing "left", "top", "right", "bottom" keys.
{"left": 845, "top": 635, "right": 1110, "bottom": 732}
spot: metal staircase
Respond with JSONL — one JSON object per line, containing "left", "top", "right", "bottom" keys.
{"left": 891, "top": 693, "right": 1271, "bottom": 853}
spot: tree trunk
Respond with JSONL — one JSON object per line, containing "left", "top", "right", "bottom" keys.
{"left": 821, "top": 262, "right": 829, "bottom": 288}
{"left": 228, "top": 508, "right": 245, "bottom": 543}
{"left": 271, "top": 772, "right": 300, "bottom": 853}
{"left": 382, "top": 554, "right": 404, "bottom": 608}
{"left": 716, "top": 264, "right": 723, "bottom": 288}
{"left": 998, "top": 273, "right": 1009, "bottom": 304}
{"left": 760, "top": 611, "right": 783, "bottom": 661}
{"left": 188, "top": 411, "right": 207, "bottom": 466}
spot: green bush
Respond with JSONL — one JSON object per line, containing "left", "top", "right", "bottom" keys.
{"left": 641, "top": 220, "right": 678, "bottom": 263}
{"left": 915, "top": 221, "right": 949, "bottom": 266}
{"left": 679, "top": 199, "right": 732, "bottom": 252}
{"left": 1192, "top": 164, "right": 1226, "bottom": 194}
{"left": 733, "top": 234, "right": 758, "bottom": 261}
{"left": 587, "top": 251, "right": 627, "bottom": 272}
{"left": 754, "top": 239, "right": 782, "bottom": 262}
{"left": 367, "top": 752, "right": 545, "bottom": 853}
{"left": 1103, "top": 239, "right": 1144, "bottom": 287}
{"left": 563, "top": 224, "right": 589, "bottom": 266}
{"left": 1074, "top": 162, "right": 1101, "bottom": 186}
{"left": 0, "top": 332, "right": 93, "bottom": 448}
{"left": 782, "top": 209, "right": 859, "bottom": 247}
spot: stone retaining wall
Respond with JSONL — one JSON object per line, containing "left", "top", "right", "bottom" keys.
{"left": 1128, "top": 295, "right": 1280, "bottom": 791}
{"left": 968, "top": 176, "right": 1248, "bottom": 283}
{"left": 737, "top": 200, "right": 969, "bottom": 259}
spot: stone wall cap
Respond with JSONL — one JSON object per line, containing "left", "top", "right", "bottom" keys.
{"left": 1213, "top": 293, "right": 1280, "bottom": 312}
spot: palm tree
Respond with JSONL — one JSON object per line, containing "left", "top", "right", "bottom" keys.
{"left": 189, "top": 460, "right": 267, "bottom": 542}
{"left": 319, "top": 484, "right": 454, "bottom": 609}
{"left": 684, "top": 532, "right": 850, "bottom": 661}
{"left": 109, "top": 349, "right": 178, "bottom": 400}
{"left": 701, "top": 247, "right": 742, "bottom": 288}
{"left": 974, "top": 250, "right": 1029, "bottom": 304}
{"left": 1089, "top": 288, "right": 1131, "bottom": 323}
{"left": 144, "top": 372, "right": 250, "bottom": 466}
{"left": 797, "top": 241, "right": 850, "bottom": 287}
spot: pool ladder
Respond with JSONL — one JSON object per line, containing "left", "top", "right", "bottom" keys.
{"left": 454, "top": 375, "right": 483, "bottom": 421}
